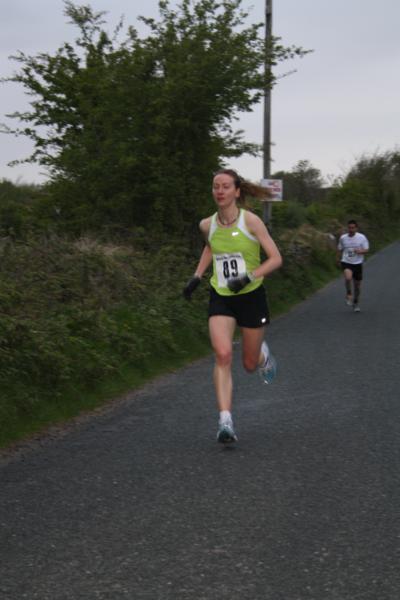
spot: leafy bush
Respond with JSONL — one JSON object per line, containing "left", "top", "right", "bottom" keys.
{"left": 271, "top": 201, "right": 308, "bottom": 230}
{"left": 0, "top": 234, "right": 209, "bottom": 443}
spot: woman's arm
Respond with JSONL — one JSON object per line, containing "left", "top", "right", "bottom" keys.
{"left": 194, "top": 243, "right": 213, "bottom": 278}
{"left": 193, "top": 216, "right": 213, "bottom": 276}
{"left": 183, "top": 217, "right": 213, "bottom": 300}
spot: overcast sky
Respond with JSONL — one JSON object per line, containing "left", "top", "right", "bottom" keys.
{"left": 1, "top": 0, "right": 399, "bottom": 186}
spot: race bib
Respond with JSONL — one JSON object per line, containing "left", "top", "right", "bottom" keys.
{"left": 215, "top": 253, "right": 246, "bottom": 288}
{"left": 345, "top": 248, "right": 356, "bottom": 259}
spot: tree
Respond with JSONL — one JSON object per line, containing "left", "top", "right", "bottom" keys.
{"left": 329, "top": 151, "right": 400, "bottom": 228}
{"left": 2, "top": 0, "right": 308, "bottom": 234}
{"left": 272, "top": 160, "right": 325, "bottom": 206}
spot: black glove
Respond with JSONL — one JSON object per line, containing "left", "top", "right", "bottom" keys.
{"left": 183, "top": 276, "right": 201, "bottom": 300}
{"left": 227, "top": 274, "right": 251, "bottom": 293}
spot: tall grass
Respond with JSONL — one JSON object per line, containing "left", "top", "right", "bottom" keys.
{"left": 0, "top": 235, "right": 210, "bottom": 446}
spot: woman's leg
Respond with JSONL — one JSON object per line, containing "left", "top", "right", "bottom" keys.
{"left": 208, "top": 315, "right": 236, "bottom": 412}
{"left": 240, "top": 326, "right": 266, "bottom": 373}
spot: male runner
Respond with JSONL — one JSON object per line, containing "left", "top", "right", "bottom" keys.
{"left": 337, "top": 220, "right": 369, "bottom": 312}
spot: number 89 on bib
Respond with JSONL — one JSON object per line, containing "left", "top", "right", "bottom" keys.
{"left": 215, "top": 253, "right": 246, "bottom": 287}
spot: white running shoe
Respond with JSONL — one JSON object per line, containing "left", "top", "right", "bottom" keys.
{"left": 259, "top": 341, "right": 277, "bottom": 384}
{"left": 345, "top": 297, "right": 353, "bottom": 306}
{"left": 353, "top": 304, "right": 361, "bottom": 313}
{"left": 217, "top": 421, "right": 237, "bottom": 444}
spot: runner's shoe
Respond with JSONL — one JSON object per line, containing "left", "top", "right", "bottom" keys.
{"left": 353, "top": 304, "right": 361, "bottom": 312}
{"left": 345, "top": 296, "right": 353, "bottom": 306}
{"left": 217, "top": 421, "right": 238, "bottom": 444}
{"left": 259, "top": 341, "right": 277, "bottom": 384}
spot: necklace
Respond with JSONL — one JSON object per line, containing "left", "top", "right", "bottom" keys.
{"left": 218, "top": 209, "right": 239, "bottom": 226}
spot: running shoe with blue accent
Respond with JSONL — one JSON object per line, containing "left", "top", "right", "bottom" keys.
{"left": 217, "top": 421, "right": 238, "bottom": 444}
{"left": 259, "top": 341, "right": 277, "bottom": 384}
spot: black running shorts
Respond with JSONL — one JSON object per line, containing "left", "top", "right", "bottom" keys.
{"left": 208, "top": 285, "right": 270, "bottom": 328}
{"left": 341, "top": 261, "right": 363, "bottom": 281}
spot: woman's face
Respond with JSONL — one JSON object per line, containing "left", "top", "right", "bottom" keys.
{"left": 212, "top": 173, "right": 240, "bottom": 208}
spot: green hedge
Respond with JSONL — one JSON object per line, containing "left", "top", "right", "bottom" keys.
{"left": 0, "top": 235, "right": 209, "bottom": 445}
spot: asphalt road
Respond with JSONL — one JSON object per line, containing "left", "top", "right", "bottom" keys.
{"left": 1, "top": 241, "right": 400, "bottom": 600}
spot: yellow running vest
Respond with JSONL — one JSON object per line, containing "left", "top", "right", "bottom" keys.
{"left": 209, "top": 209, "right": 263, "bottom": 296}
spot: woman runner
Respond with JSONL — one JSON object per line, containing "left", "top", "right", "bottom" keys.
{"left": 183, "top": 169, "right": 282, "bottom": 444}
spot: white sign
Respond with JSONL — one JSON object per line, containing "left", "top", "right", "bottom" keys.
{"left": 260, "top": 178, "right": 283, "bottom": 201}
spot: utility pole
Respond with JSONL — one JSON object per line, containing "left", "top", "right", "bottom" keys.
{"left": 263, "top": 0, "right": 273, "bottom": 226}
